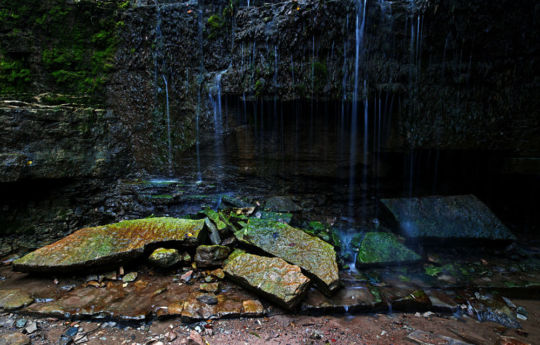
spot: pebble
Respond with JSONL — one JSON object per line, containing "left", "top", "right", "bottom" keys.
{"left": 15, "top": 318, "right": 27, "bottom": 328}
{"left": 24, "top": 321, "right": 38, "bottom": 334}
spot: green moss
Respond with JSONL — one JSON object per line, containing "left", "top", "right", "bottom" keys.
{"left": 312, "top": 60, "right": 328, "bottom": 92}
{"left": 356, "top": 232, "right": 421, "bottom": 266}
{"left": 207, "top": 14, "right": 224, "bottom": 39}
{"left": 0, "top": 0, "right": 123, "bottom": 101}
{"left": 254, "top": 79, "right": 265, "bottom": 96}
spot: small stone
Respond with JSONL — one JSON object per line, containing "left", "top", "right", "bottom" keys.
{"left": 199, "top": 283, "right": 220, "bottom": 293}
{"left": 165, "top": 331, "right": 177, "bottom": 342}
{"left": 242, "top": 300, "right": 264, "bottom": 315}
{"left": 187, "top": 330, "right": 205, "bottom": 345}
{"left": 122, "top": 272, "right": 138, "bottom": 283}
{"left": 196, "top": 293, "right": 218, "bottom": 305}
{"left": 148, "top": 248, "right": 182, "bottom": 268}
{"left": 0, "top": 332, "right": 30, "bottom": 345}
{"left": 24, "top": 321, "right": 37, "bottom": 334}
{"left": 194, "top": 245, "right": 231, "bottom": 268}
{"left": 15, "top": 319, "right": 27, "bottom": 328}
{"left": 209, "top": 268, "right": 225, "bottom": 279}
{"left": 180, "top": 270, "right": 193, "bottom": 283}
{"left": 204, "top": 276, "right": 214, "bottom": 283}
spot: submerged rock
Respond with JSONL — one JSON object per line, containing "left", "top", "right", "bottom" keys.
{"left": 148, "top": 248, "right": 182, "bottom": 268}
{"left": 356, "top": 232, "right": 421, "bottom": 266}
{"left": 223, "top": 250, "right": 310, "bottom": 310}
{"left": 13, "top": 217, "right": 206, "bottom": 273}
{"left": 381, "top": 195, "right": 515, "bottom": 241}
{"left": 194, "top": 245, "right": 231, "bottom": 268}
{"left": 0, "top": 289, "right": 33, "bottom": 311}
{"left": 264, "top": 196, "right": 302, "bottom": 213}
{"left": 235, "top": 219, "right": 340, "bottom": 294}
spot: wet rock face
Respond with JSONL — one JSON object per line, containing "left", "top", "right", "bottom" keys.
{"left": 13, "top": 218, "right": 206, "bottom": 273}
{"left": 194, "top": 245, "right": 231, "bottom": 268}
{"left": 381, "top": 195, "right": 516, "bottom": 241}
{"left": 223, "top": 250, "right": 310, "bottom": 309}
{"left": 235, "top": 218, "right": 340, "bottom": 294}
{"left": 0, "top": 101, "right": 129, "bottom": 182}
{"left": 355, "top": 232, "right": 421, "bottom": 266}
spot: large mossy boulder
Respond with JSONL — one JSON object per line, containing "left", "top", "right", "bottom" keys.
{"left": 355, "top": 232, "right": 421, "bottom": 266}
{"left": 235, "top": 219, "right": 340, "bottom": 294}
{"left": 13, "top": 218, "right": 206, "bottom": 273}
{"left": 223, "top": 250, "right": 310, "bottom": 309}
{"left": 381, "top": 195, "right": 516, "bottom": 241}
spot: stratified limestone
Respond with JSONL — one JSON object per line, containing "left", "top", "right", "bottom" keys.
{"left": 223, "top": 250, "right": 310, "bottom": 309}
{"left": 355, "top": 232, "right": 421, "bottom": 266}
{"left": 235, "top": 219, "right": 340, "bottom": 294}
{"left": 381, "top": 195, "right": 515, "bottom": 241}
{"left": 0, "top": 289, "right": 34, "bottom": 311}
{"left": 13, "top": 217, "right": 206, "bottom": 273}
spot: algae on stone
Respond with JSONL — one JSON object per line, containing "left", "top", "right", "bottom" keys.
{"left": 13, "top": 217, "right": 206, "bottom": 273}
{"left": 356, "top": 232, "right": 421, "bottom": 266}
{"left": 235, "top": 218, "right": 340, "bottom": 294}
{"left": 223, "top": 250, "right": 310, "bottom": 309}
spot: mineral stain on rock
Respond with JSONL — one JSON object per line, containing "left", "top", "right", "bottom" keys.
{"left": 13, "top": 217, "right": 206, "bottom": 273}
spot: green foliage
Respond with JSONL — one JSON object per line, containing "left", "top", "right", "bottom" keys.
{"left": 312, "top": 60, "right": 328, "bottom": 92}
{"left": 207, "top": 14, "right": 224, "bottom": 39}
{"left": 254, "top": 79, "right": 265, "bottom": 96}
{"left": 0, "top": 0, "right": 123, "bottom": 101}
{"left": 0, "top": 59, "right": 31, "bottom": 92}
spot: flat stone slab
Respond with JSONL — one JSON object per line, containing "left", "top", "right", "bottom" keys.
{"left": 23, "top": 271, "right": 263, "bottom": 321}
{"left": 223, "top": 250, "right": 310, "bottom": 310}
{"left": 356, "top": 232, "right": 421, "bottom": 266}
{"left": 13, "top": 217, "right": 206, "bottom": 273}
{"left": 235, "top": 219, "right": 340, "bottom": 294}
{"left": 0, "top": 289, "right": 34, "bottom": 311}
{"left": 381, "top": 195, "right": 515, "bottom": 241}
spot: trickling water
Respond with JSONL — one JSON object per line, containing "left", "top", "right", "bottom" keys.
{"left": 348, "top": 0, "right": 368, "bottom": 218}
{"left": 273, "top": 45, "right": 279, "bottom": 87}
{"left": 209, "top": 71, "right": 227, "bottom": 188}
{"left": 162, "top": 75, "right": 173, "bottom": 176}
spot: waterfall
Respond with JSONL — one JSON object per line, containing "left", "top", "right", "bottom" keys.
{"left": 348, "top": 0, "right": 368, "bottom": 219}
{"left": 273, "top": 45, "right": 279, "bottom": 87}
{"left": 209, "top": 71, "right": 227, "bottom": 189}
{"left": 162, "top": 75, "right": 172, "bottom": 176}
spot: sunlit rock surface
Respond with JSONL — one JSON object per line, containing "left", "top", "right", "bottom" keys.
{"left": 381, "top": 195, "right": 516, "bottom": 241}
{"left": 13, "top": 217, "right": 206, "bottom": 273}
{"left": 355, "top": 232, "right": 421, "bottom": 266}
{"left": 235, "top": 219, "right": 339, "bottom": 294}
{"left": 223, "top": 250, "right": 310, "bottom": 309}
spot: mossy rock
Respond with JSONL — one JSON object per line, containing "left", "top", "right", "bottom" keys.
{"left": 356, "top": 232, "right": 421, "bottom": 266}
{"left": 13, "top": 217, "right": 206, "bottom": 273}
{"left": 223, "top": 250, "right": 310, "bottom": 310}
{"left": 235, "top": 218, "right": 339, "bottom": 294}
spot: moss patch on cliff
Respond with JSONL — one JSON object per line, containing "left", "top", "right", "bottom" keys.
{"left": 0, "top": 0, "right": 125, "bottom": 102}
